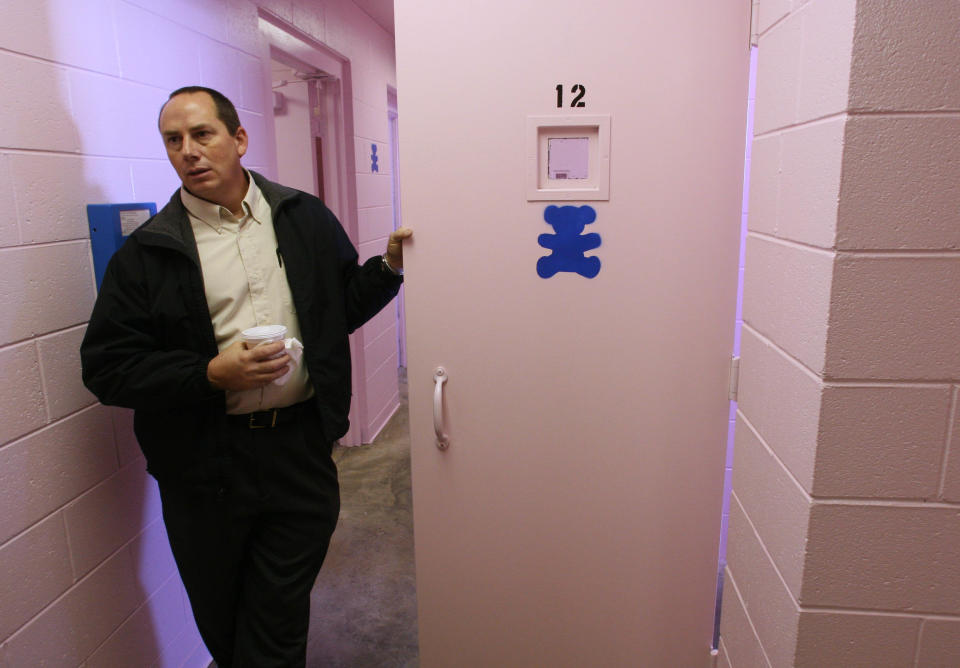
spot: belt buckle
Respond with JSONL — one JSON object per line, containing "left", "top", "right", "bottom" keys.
{"left": 249, "top": 409, "right": 278, "bottom": 429}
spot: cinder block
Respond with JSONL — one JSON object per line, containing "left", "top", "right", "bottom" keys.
{"left": 365, "top": 350, "right": 399, "bottom": 415}
{"left": 725, "top": 494, "right": 800, "bottom": 668}
{"left": 155, "top": 618, "right": 208, "bottom": 668}
{"left": 353, "top": 99, "right": 389, "bottom": 143}
{"left": 746, "top": 134, "right": 780, "bottom": 238}
{"left": 356, "top": 137, "right": 392, "bottom": 178}
{"left": 365, "top": 391, "right": 400, "bottom": 445}
{"left": 64, "top": 460, "right": 161, "bottom": 579}
{"left": 129, "top": 518, "right": 177, "bottom": 595}
{"left": 850, "top": 0, "right": 960, "bottom": 112}
{"left": 732, "top": 413, "right": 810, "bottom": 598}
{"left": 68, "top": 69, "right": 169, "bottom": 160}
{"left": 0, "top": 342, "right": 46, "bottom": 446}
{"left": 795, "top": 611, "right": 920, "bottom": 668}
{"left": 324, "top": 0, "right": 368, "bottom": 58}
{"left": 803, "top": 504, "right": 960, "bottom": 613}
{"left": 124, "top": 0, "right": 232, "bottom": 43}
{"left": 916, "top": 619, "right": 960, "bottom": 668}
{"left": 357, "top": 206, "right": 395, "bottom": 245}
{"left": 290, "top": 0, "right": 328, "bottom": 45}
{"left": 0, "top": 242, "right": 97, "bottom": 345}
{"left": 754, "top": 14, "right": 802, "bottom": 135}
{"left": 796, "top": 0, "right": 856, "bottom": 123}
{"left": 111, "top": 406, "right": 141, "bottom": 468}
{"left": 37, "top": 325, "right": 97, "bottom": 420}
{"left": 0, "top": 153, "right": 21, "bottom": 248}
{"left": 757, "top": 0, "right": 790, "bottom": 35}
{"left": 199, "top": 41, "right": 244, "bottom": 108}
{"left": 362, "top": 298, "right": 397, "bottom": 340}
{"left": 357, "top": 239, "right": 383, "bottom": 265}
{"left": 85, "top": 573, "right": 185, "bottom": 668}
{"left": 0, "top": 52, "right": 79, "bottom": 153}
{"left": 943, "top": 388, "right": 960, "bottom": 503}
{"left": 718, "top": 568, "right": 773, "bottom": 668}
{"left": 825, "top": 256, "right": 960, "bottom": 380}
{"left": 370, "top": 26, "right": 397, "bottom": 77}
{"left": 131, "top": 159, "right": 181, "bottom": 209}
{"left": 355, "top": 172, "right": 392, "bottom": 210}
{"left": 737, "top": 326, "right": 823, "bottom": 491}
{"left": 778, "top": 117, "right": 845, "bottom": 248}
{"left": 237, "top": 109, "right": 269, "bottom": 167}
{"left": 838, "top": 116, "right": 960, "bottom": 250}
{"left": 363, "top": 322, "right": 398, "bottom": 376}
{"left": 11, "top": 153, "right": 135, "bottom": 244}
{"left": 0, "top": 0, "right": 119, "bottom": 75}
{"left": 742, "top": 235, "right": 833, "bottom": 374}
{"left": 353, "top": 65, "right": 390, "bottom": 112}
{"left": 238, "top": 53, "right": 267, "bottom": 113}
{"left": 2, "top": 548, "right": 140, "bottom": 665}
{"left": 814, "top": 385, "right": 950, "bottom": 499}
{"left": 0, "top": 513, "right": 72, "bottom": 640}
{"left": 115, "top": 2, "right": 201, "bottom": 91}
{"left": 181, "top": 633, "right": 214, "bottom": 668}
{"left": 0, "top": 405, "right": 117, "bottom": 544}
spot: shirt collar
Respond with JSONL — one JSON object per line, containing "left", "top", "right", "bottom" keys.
{"left": 180, "top": 170, "right": 266, "bottom": 233}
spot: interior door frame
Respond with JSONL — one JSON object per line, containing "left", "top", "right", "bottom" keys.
{"left": 258, "top": 9, "right": 368, "bottom": 445}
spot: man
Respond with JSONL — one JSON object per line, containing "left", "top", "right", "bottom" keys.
{"left": 81, "top": 86, "right": 411, "bottom": 666}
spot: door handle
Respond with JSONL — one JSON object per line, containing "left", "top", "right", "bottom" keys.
{"left": 433, "top": 367, "right": 450, "bottom": 450}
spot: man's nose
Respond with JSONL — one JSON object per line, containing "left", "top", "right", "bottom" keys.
{"left": 180, "top": 137, "right": 200, "bottom": 159}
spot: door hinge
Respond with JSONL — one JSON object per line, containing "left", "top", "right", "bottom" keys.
{"left": 728, "top": 355, "right": 741, "bottom": 402}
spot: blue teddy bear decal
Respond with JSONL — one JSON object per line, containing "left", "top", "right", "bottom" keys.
{"left": 371, "top": 143, "right": 379, "bottom": 173}
{"left": 537, "top": 205, "right": 601, "bottom": 279}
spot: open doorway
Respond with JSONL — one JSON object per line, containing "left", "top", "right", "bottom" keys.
{"left": 270, "top": 56, "right": 327, "bottom": 198}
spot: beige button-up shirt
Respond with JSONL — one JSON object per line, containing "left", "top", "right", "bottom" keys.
{"left": 181, "top": 174, "right": 312, "bottom": 414}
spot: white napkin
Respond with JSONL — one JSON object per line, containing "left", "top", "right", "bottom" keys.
{"left": 274, "top": 337, "right": 304, "bottom": 386}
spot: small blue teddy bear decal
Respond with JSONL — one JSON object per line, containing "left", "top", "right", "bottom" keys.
{"left": 537, "top": 205, "right": 601, "bottom": 279}
{"left": 371, "top": 143, "right": 379, "bottom": 173}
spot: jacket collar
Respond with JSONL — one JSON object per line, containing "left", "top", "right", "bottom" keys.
{"left": 134, "top": 170, "right": 301, "bottom": 263}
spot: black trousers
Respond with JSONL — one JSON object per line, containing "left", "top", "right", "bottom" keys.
{"left": 159, "top": 402, "right": 340, "bottom": 667}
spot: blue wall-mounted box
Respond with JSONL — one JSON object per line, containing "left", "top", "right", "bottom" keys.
{"left": 87, "top": 203, "right": 156, "bottom": 290}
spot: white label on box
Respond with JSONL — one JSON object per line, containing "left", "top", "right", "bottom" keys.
{"left": 119, "top": 209, "right": 151, "bottom": 236}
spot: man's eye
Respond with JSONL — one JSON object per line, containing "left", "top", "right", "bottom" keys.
{"left": 166, "top": 136, "right": 181, "bottom": 145}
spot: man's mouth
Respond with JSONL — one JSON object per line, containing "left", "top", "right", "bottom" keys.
{"left": 187, "top": 167, "right": 211, "bottom": 177}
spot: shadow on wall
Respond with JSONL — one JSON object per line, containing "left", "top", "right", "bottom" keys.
{"left": 0, "top": 2, "right": 205, "bottom": 664}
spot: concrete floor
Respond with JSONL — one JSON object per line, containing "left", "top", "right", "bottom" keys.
{"left": 306, "top": 400, "right": 419, "bottom": 667}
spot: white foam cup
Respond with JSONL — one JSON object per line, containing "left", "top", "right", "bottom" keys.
{"left": 241, "top": 325, "right": 288, "bottom": 355}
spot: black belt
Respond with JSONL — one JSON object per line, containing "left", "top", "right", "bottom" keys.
{"left": 226, "top": 402, "right": 307, "bottom": 430}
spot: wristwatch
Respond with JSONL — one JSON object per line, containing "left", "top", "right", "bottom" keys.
{"left": 381, "top": 254, "right": 403, "bottom": 276}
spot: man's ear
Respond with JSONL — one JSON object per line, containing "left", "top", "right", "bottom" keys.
{"left": 235, "top": 126, "right": 249, "bottom": 158}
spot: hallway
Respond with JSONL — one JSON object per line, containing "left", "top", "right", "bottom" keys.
{"left": 308, "top": 394, "right": 419, "bottom": 667}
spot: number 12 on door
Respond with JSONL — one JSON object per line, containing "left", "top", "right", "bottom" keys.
{"left": 556, "top": 84, "right": 586, "bottom": 108}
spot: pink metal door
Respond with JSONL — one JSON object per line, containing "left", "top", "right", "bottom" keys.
{"left": 396, "top": 2, "right": 751, "bottom": 665}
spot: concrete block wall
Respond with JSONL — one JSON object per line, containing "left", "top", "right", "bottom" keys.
{"left": 720, "top": 1, "right": 960, "bottom": 666}
{"left": 0, "top": 0, "right": 399, "bottom": 663}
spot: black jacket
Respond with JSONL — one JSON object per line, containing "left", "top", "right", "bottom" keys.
{"left": 81, "top": 172, "right": 402, "bottom": 482}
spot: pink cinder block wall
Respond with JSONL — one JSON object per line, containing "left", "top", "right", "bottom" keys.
{"left": 0, "top": 1, "right": 399, "bottom": 663}
{"left": 719, "top": 1, "right": 960, "bottom": 666}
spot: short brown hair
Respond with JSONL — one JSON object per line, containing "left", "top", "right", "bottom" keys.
{"left": 159, "top": 86, "right": 242, "bottom": 135}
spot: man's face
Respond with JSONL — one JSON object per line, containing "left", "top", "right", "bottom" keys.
{"left": 158, "top": 92, "right": 248, "bottom": 206}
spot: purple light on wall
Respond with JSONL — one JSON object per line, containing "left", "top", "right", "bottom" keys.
{"left": 713, "top": 45, "right": 757, "bottom": 650}
{"left": 715, "top": 39, "right": 758, "bottom": 597}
